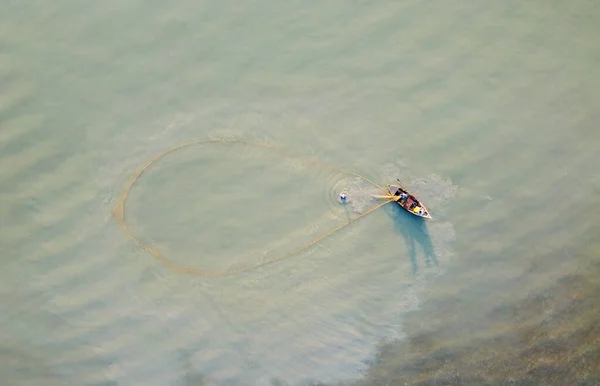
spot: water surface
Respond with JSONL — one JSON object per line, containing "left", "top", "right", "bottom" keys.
{"left": 1, "top": 1, "right": 599, "bottom": 385}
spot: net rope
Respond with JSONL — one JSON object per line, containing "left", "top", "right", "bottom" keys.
{"left": 112, "top": 137, "right": 396, "bottom": 277}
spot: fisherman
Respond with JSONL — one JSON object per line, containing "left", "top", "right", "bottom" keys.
{"left": 399, "top": 192, "right": 408, "bottom": 203}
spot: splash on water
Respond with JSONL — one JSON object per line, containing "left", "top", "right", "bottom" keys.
{"left": 382, "top": 160, "right": 458, "bottom": 210}
{"left": 345, "top": 177, "right": 382, "bottom": 214}
{"left": 411, "top": 173, "right": 458, "bottom": 204}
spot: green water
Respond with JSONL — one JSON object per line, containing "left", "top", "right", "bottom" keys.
{"left": 1, "top": 1, "right": 599, "bottom": 385}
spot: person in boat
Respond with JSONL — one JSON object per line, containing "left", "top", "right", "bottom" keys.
{"left": 398, "top": 192, "right": 408, "bottom": 204}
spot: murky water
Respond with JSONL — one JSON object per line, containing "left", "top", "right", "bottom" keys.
{"left": 1, "top": 1, "right": 599, "bottom": 385}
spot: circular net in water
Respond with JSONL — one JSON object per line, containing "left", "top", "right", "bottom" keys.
{"left": 112, "top": 138, "right": 394, "bottom": 277}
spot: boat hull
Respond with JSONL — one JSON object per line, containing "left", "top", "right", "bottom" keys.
{"left": 388, "top": 184, "right": 432, "bottom": 219}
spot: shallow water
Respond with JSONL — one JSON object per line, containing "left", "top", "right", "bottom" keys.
{"left": 1, "top": 1, "right": 599, "bottom": 385}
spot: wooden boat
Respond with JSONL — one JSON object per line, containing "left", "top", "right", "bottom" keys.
{"left": 388, "top": 184, "right": 432, "bottom": 219}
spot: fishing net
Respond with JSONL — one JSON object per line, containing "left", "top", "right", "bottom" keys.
{"left": 112, "top": 138, "right": 394, "bottom": 276}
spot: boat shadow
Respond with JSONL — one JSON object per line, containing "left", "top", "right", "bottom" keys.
{"left": 383, "top": 202, "right": 438, "bottom": 275}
